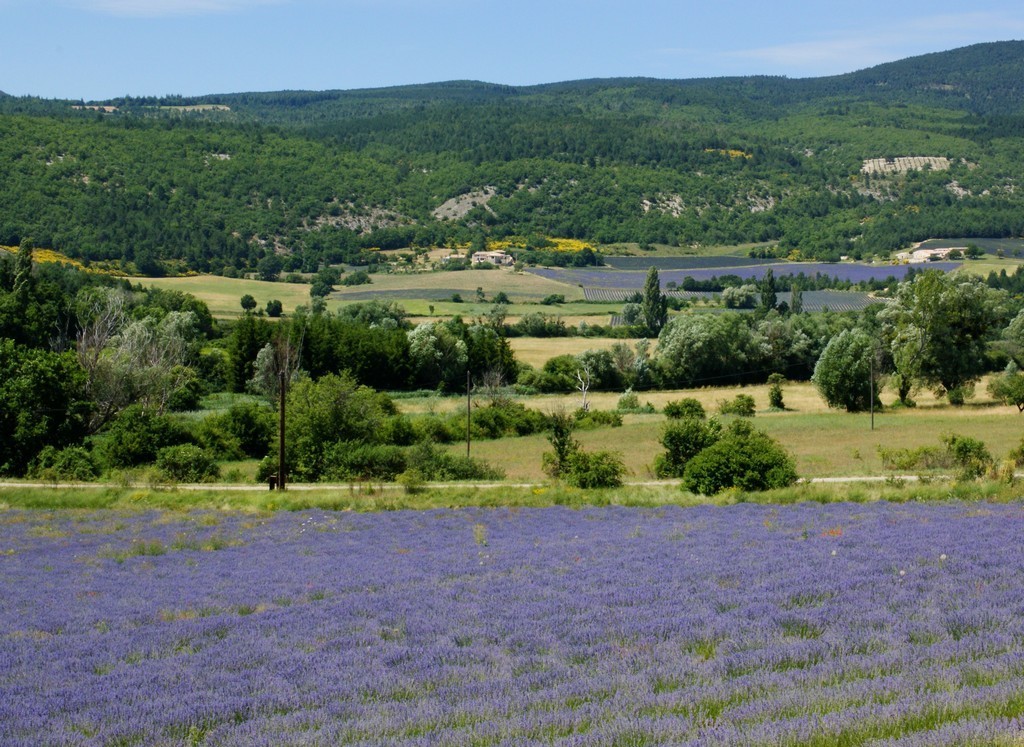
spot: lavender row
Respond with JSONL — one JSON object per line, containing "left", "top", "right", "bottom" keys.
{"left": 529, "top": 262, "right": 962, "bottom": 288}
{"left": 2, "top": 502, "right": 1024, "bottom": 745}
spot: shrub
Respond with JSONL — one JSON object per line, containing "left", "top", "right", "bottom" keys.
{"left": 406, "top": 441, "right": 504, "bottom": 481}
{"left": 663, "top": 398, "right": 706, "bottom": 420}
{"left": 617, "top": 390, "right": 640, "bottom": 411}
{"left": 156, "top": 444, "right": 220, "bottom": 483}
{"left": 198, "top": 401, "right": 276, "bottom": 460}
{"left": 877, "top": 445, "right": 950, "bottom": 471}
{"left": 341, "top": 270, "right": 372, "bottom": 286}
{"left": 682, "top": 420, "right": 797, "bottom": 495}
{"left": 942, "top": 434, "right": 993, "bottom": 480}
{"left": 767, "top": 373, "right": 786, "bottom": 410}
{"left": 654, "top": 417, "right": 722, "bottom": 478}
{"left": 323, "top": 442, "right": 407, "bottom": 481}
{"left": 30, "top": 446, "right": 100, "bottom": 482}
{"left": 99, "top": 405, "right": 192, "bottom": 468}
{"left": 719, "top": 393, "right": 756, "bottom": 417}
{"left": 542, "top": 410, "right": 580, "bottom": 479}
{"left": 413, "top": 414, "right": 461, "bottom": 444}
{"left": 574, "top": 408, "right": 622, "bottom": 429}
{"left": 564, "top": 450, "right": 625, "bottom": 489}
{"left": 469, "top": 401, "right": 550, "bottom": 439}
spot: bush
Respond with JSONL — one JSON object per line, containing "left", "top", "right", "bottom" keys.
{"left": 654, "top": 417, "right": 722, "bottom": 478}
{"left": 156, "top": 444, "right": 220, "bottom": 483}
{"left": 542, "top": 410, "right": 580, "bottom": 479}
{"left": 469, "top": 401, "right": 550, "bottom": 439}
{"left": 99, "top": 405, "right": 192, "bottom": 468}
{"left": 682, "top": 421, "right": 797, "bottom": 495}
{"left": 341, "top": 270, "right": 372, "bottom": 286}
{"left": 719, "top": 393, "right": 756, "bottom": 417}
{"left": 323, "top": 442, "right": 407, "bottom": 481}
{"left": 406, "top": 441, "right": 504, "bottom": 481}
{"left": 564, "top": 450, "right": 625, "bottom": 489}
{"left": 663, "top": 398, "right": 706, "bottom": 420}
{"left": 877, "top": 445, "right": 950, "bottom": 471}
{"left": 617, "top": 390, "right": 640, "bottom": 411}
{"left": 942, "top": 434, "right": 993, "bottom": 480}
{"left": 30, "top": 446, "right": 100, "bottom": 482}
{"left": 574, "top": 408, "right": 622, "bottom": 429}
{"left": 767, "top": 373, "right": 786, "bottom": 410}
{"left": 413, "top": 414, "right": 461, "bottom": 444}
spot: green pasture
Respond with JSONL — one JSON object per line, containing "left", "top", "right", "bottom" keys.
{"left": 142, "top": 275, "right": 320, "bottom": 318}
{"left": 390, "top": 379, "right": 1024, "bottom": 483}
{"left": 141, "top": 268, "right": 598, "bottom": 320}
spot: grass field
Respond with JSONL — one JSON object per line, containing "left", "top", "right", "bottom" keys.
{"left": 437, "top": 380, "right": 1024, "bottom": 482}
{"left": 141, "top": 269, "right": 599, "bottom": 320}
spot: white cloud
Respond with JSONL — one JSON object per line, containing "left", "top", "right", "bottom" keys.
{"left": 71, "top": 0, "right": 285, "bottom": 17}
{"left": 730, "top": 12, "right": 1024, "bottom": 76}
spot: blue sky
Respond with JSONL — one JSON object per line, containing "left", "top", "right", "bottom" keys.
{"left": 4, "top": 0, "right": 1024, "bottom": 100}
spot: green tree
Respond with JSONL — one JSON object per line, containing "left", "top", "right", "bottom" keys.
{"left": 812, "top": 328, "right": 881, "bottom": 412}
{"left": 767, "top": 373, "right": 786, "bottom": 410}
{"left": 266, "top": 299, "right": 283, "bottom": 317}
{"left": 682, "top": 420, "right": 797, "bottom": 495}
{"left": 0, "top": 340, "right": 91, "bottom": 476}
{"left": 240, "top": 294, "right": 257, "bottom": 312}
{"left": 283, "top": 373, "right": 398, "bottom": 481}
{"left": 640, "top": 266, "right": 668, "bottom": 337}
{"left": 988, "top": 361, "right": 1024, "bottom": 412}
{"left": 542, "top": 409, "right": 579, "bottom": 479}
{"left": 654, "top": 416, "right": 722, "bottom": 478}
{"left": 759, "top": 268, "right": 777, "bottom": 313}
{"left": 880, "top": 271, "right": 1007, "bottom": 405}
{"left": 225, "top": 313, "right": 273, "bottom": 392}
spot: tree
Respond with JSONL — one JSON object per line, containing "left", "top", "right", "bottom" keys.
{"left": 0, "top": 340, "right": 91, "bottom": 476}
{"left": 682, "top": 420, "right": 797, "bottom": 495}
{"left": 283, "top": 373, "right": 398, "bottom": 482}
{"left": 654, "top": 416, "right": 722, "bottom": 478}
{"left": 988, "top": 361, "right": 1024, "bottom": 412}
{"left": 240, "top": 294, "right": 257, "bottom": 312}
{"left": 812, "top": 328, "right": 881, "bottom": 412}
{"left": 767, "top": 373, "right": 786, "bottom": 410}
{"left": 266, "top": 299, "right": 283, "bottom": 317}
{"left": 880, "top": 271, "right": 1007, "bottom": 405}
{"left": 760, "top": 268, "right": 778, "bottom": 313}
{"left": 542, "top": 409, "right": 579, "bottom": 479}
{"left": 640, "top": 266, "right": 668, "bottom": 337}
{"left": 257, "top": 254, "right": 284, "bottom": 282}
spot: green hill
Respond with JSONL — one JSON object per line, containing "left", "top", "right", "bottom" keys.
{"left": 2, "top": 42, "right": 1024, "bottom": 274}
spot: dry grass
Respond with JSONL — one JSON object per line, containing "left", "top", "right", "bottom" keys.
{"left": 142, "top": 269, "right": 592, "bottom": 319}
{"left": 509, "top": 337, "right": 646, "bottom": 368}
{"left": 142, "top": 276, "right": 318, "bottom": 318}
{"left": 437, "top": 379, "right": 1024, "bottom": 483}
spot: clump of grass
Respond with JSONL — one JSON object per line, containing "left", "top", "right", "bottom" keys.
{"left": 99, "top": 539, "right": 167, "bottom": 563}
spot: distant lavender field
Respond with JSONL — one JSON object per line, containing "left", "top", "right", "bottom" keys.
{"left": 3, "top": 503, "right": 1024, "bottom": 746}
{"left": 529, "top": 262, "right": 962, "bottom": 288}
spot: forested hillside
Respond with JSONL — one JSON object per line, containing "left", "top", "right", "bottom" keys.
{"left": 3, "top": 41, "right": 1024, "bottom": 274}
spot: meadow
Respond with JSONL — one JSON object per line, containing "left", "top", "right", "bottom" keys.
{"left": 3, "top": 502, "right": 1024, "bottom": 745}
{"left": 400, "top": 380, "right": 1024, "bottom": 484}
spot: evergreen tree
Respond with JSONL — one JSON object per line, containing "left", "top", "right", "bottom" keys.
{"left": 760, "top": 268, "right": 778, "bottom": 313}
{"left": 640, "top": 266, "right": 668, "bottom": 337}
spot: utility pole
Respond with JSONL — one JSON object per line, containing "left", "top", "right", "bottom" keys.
{"left": 278, "top": 369, "right": 286, "bottom": 490}
{"left": 869, "top": 351, "right": 875, "bottom": 431}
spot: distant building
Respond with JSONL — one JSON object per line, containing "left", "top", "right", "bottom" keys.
{"left": 471, "top": 250, "right": 514, "bottom": 266}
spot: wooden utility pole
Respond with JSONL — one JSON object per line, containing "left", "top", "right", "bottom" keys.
{"left": 278, "top": 369, "right": 286, "bottom": 490}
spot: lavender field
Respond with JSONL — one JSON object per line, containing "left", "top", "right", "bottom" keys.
{"left": 528, "top": 262, "right": 963, "bottom": 288}
{"left": 3, "top": 502, "right": 1024, "bottom": 746}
